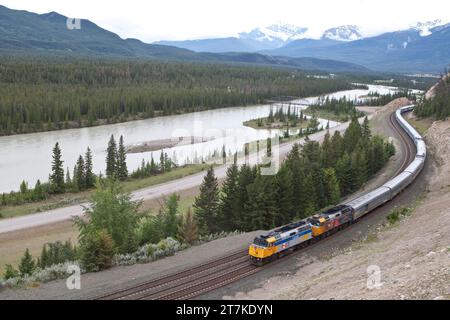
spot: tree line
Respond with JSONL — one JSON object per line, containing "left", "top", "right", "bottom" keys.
{"left": 0, "top": 135, "right": 175, "bottom": 208}
{"left": 0, "top": 59, "right": 354, "bottom": 136}
{"left": 415, "top": 75, "right": 450, "bottom": 120}
{"left": 306, "top": 97, "right": 364, "bottom": 122}
{"left": 359, "top": 90, "right": 417, "bottom": 106}
{"left": 0, "top": 60, "right": 351, "bottom": 135}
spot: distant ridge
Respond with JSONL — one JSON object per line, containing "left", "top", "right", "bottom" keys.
{"left": 0, "top": 5, "right": 370, "bottom": 73}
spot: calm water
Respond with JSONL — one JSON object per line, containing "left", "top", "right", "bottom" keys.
{"left": 0, "top": 84, "right": 398, "bottom": 193}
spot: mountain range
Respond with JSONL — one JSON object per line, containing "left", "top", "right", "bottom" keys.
{"left": 156, "top": 24, "right": 363, "bottom": 52}
{"left": 157, "top": 22, "right": 450, "bottom": 73}
{"left": 0, "top": 4, "right": 448, "bottom": 73}
{"left": 0, "top": 5, "right": 369, "bottom": 73}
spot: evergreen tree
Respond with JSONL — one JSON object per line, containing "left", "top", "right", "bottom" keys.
{"left": 20, "top": 180, "right": 28, "bottom": 194}
{"left": 218, "top": 163, "right": 239, "bottom": 231}
{"left": 105, "top": 135, "right": 117, "bottom": 180}
{"left": 65, "top": 167, "right": 72, "bottom": 186}
{"left": 38, "top": 244, "right": 50, "bottom": 269}
{"left": 50, "top": 142, "right": 65, "bottom": 193}
{"left": 85, "top": 147, "right": 95, "bottom": 189}
{"left": 117, "top": 135, "right": 128, "bottom": 180}
{"left": 274, "top": 165, "right": 294, "bottom": 226}
{"left": 343, "top": 116, "right": 362, "bottom": 154}
{"left": 161, "top": 193, "right": 180, "bottom": 238}
{"left": 362, "top": 116, "right": 371, "bottom": 141}
{"left": 193, "top": 166, "right": 220, "bottom": 234}
{"left": 321, "top": 131, "right": 333, "bottom": 168}
{"left": 79, "top": 229, "right": 115, "bottom": 272}
{"left": 235, "top": 164, "right": 255, "bottom": 229}
{"left": 323, "top": 168, "right": 341, "bottom": 205}
{"left": 245, "top": 175, "right": 277, "bottom": 230}
{"left": 335, "top": 152, "right": 353, "bottom": 195}
{"left": 19, "top": 248, "right": 36, "bottom": 276}
{"left": 75, "top": 155, "right": 86, "bottom": 190}
{"left": 177, "top": 207, "right": 199, "bottom": 245}
{"left": 159, "top": 151, "right": 165, "bottom": 173}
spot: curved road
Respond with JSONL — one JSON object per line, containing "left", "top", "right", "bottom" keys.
{"left": 0, "top": 112, "right": 378, "bottom": 234}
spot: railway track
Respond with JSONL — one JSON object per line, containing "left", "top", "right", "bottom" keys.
{"left": 389, "top": 111, "right": 416, "bottom": 175}
{"left": 97, "top": 110, "right": 418, "bottom": 301}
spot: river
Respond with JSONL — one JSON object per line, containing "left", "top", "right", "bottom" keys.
{"left": 0, "top": 84, "right": 400, "bottom": 193}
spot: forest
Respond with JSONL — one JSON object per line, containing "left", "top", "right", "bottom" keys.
{"left": 415, "top": 75, "right": 450, "bottom": 120}
{"left": 194, "top": 116, "right": 395, "bottom": 233}
{"left": 0, "top": 59, "right": 353, "bottom": 135}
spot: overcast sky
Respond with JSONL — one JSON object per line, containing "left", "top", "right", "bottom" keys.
{"left": 1, "top": 0, "right": 449, "bottom": 42}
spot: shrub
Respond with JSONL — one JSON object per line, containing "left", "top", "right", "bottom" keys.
{"left": 3, "top": 264, "right": 19, "bottom": 280}
{"left": 79, "top": 229, "right": 115, "bottom": 272}
{"left": 387, "top": 207, "right": 411, "bottom": 225}
{"left": 38, "top": 240, "right": 77, "bottom": 269}
{"left": 19, "top": 249, "right": 36, "bottom": 276}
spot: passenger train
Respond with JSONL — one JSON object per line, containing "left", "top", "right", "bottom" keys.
{"left": 249, "top": 106, "right": 426, "bottom": 266}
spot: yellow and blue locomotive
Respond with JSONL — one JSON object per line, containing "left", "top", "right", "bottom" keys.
{"left": 249, "top": 205, "right": 353, "bottom": 265}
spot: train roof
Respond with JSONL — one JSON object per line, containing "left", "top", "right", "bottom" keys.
{"left": 321, "top": 205, "right": 349, "bottom": 215}
{"left": 345, "top": 186, "right": 390, "bottom": 209}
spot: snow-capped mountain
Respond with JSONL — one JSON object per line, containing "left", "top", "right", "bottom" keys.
{"left": 321, "top": 25, "right": 362, "bottom": 42}
{"left": 239, "top": 23, "right": 308, "bottom": 48}
{"left": 413, "top": 19, "right": 449, "bottom": 36}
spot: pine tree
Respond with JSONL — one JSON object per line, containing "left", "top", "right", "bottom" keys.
{"left": 161, "top": 193, "right": 180, "bottom": 238}
{"left": 193, "top": 166, "right": 220, "bottom": 234}
{"left": 117, "top": 135, "right": 128, "bottom": 180}
{"left": 323, "top": 168, "right": 341, "bottom": 205}
{"left": 362, "top": 116, "right": 371, "bottom": 141}
{"left": 50, "top": 142, "right": 65, "bottom": 193}
{"left": 177, "top": 208, "right": 199, "bottom": 245}
{"left": 235, "top": 164, "right": 255, "bottom": 229}
{"left": 335, "top": 152, "right": 353, "bottom": 195}
{"left": 105, "top": 135, "right": 117, "bottom": 180}
{"left": 20, "top": 180, "right": 28, "bottom": 194}
{"left": 65, "top": 167, "right": 72, "bottom": 186}
{"left": 343, "top": 116, "right": 362, "bottom": 154}
{"left": 79, "top": 229, "right": 115, "bottom": 272}
{"left": 159, "top": 151, "right": 165, "bottom": 173}
{"left": 38, "top": 244, "right": 50, "bottom": 269}
{"left": 85, "top": 147, "right": 95, "bottom": 188}
{"left": 274, "top": 165, "right": 294, "bottom": 226}
{"left": 218, "top": 163, "right": 239, "bottom": 231}
{"left": 19, "top": 248, "right": 36, "bottom": 276}
{"left": 75, "top": 155, "right": 86, "bottom": 190}
{"left": 245, "top": 175, "right": 277, "bottom": 231}
{"left": 321, "top": 131, "right": 333, "bottom": 168}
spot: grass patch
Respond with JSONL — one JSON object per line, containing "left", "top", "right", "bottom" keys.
{"left": 303, "top": 109, "right": 355, "bottom": 122}
{"left": 407, "top": 117, "right": 433, "bottom": 136}
{"left": 121, "top": 164, "right": 208, "bottom": 193}
{"left": 243, "top": 117, "right": 311, "bottom": 130}
{"left": 387, "top": 207, "right": 412, "bottom": 225}
{"left": 0, "top": 164, "right": 208, "bottom": 219}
